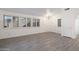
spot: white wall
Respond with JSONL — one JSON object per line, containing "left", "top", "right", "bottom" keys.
{"left": 43, "top": 9, "right": 62, "bottom": 34}
{"left": 50, "top": 12, "right": 62, "bottom": 34}
{"left": 75, "top": 16, "right": 79, "bottom": 36}
{"left": 44, "top": 8, "right": 79, "bottom": 39}
{"left": 0, "top": 10, "right": 48, "bottom": 39}
{"left": 0, "top": 9, "right": 63, "bottom": 39}
{"left": 0, "top": 8, "right": 79, "bottom": 39}
{"left": 61, "top": 8, "right": 77, "bottom": 39}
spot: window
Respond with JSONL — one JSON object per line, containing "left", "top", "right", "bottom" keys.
{"left": 19, "top": 17, "right": 26, "bottom": 27}
{"left": 27, "top": 17, "right": 31, "bottom": 27}
{"left": 3, "top": 15, "right": 40, "bottom": 28}
{"left": 3, "top": 15, "right": 13, "bottom": 28}
{"left": 37, "top": 19, "right": 40, "bottom": 27}
{"left": 33, "top": 18, "right": 37, "bottom": 27}
{"left": 13, "top": 16, "right": 19, "bottom": 27}
{"left": 58, "top": 19, "right": 61, "bottom": 27}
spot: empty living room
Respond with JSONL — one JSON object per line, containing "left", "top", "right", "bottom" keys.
{"left": 0, "top": 8, "right": 79, "bottom": 51}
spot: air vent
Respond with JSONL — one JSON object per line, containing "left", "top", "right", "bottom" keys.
{"left": 64, "top": 8, "right": 70, "bottom": 11}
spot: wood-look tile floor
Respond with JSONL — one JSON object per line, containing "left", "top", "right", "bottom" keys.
{"left": 0, "top": 32, "right": 79, "bottom": 51}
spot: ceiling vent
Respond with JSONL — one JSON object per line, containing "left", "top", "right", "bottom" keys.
{"left": 64, "top": 8, "right": 70, "bottom": 11}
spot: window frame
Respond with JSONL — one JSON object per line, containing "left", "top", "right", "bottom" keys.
{"left": 27, "top": 17, "right": 31, "bottom": 27}
{"left": 3, "top": 15, "right": 13, "bottom": 28}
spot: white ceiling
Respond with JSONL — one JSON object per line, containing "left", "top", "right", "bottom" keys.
{"left": 0, "top": 8, "right": 62, "bottom": 16}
